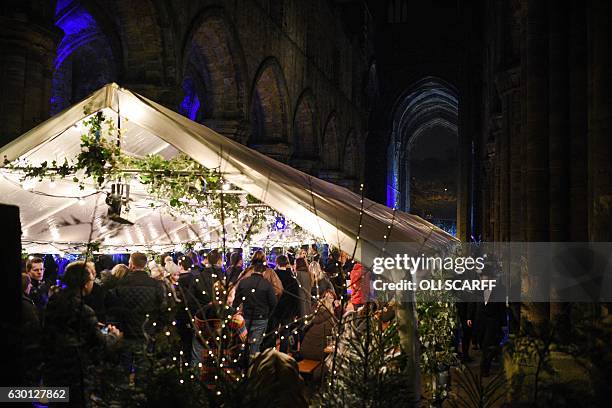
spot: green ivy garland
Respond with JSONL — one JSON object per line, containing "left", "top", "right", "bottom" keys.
{"left": 3, "top": 109, "right": 241, "bottom": 222}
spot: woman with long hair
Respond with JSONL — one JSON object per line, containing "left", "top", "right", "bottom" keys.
{"left": 295, "top": 257, "right": 313, "bottom": 319}
{"left": 44, "top": 261, "right": 122, "bottom": 406}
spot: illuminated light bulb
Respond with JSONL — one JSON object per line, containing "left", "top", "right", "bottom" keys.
{"left": 165, "top": 331, "right": 171, "bottom": 336}
{"left": 180, "top": 380, "right": 184, "bottom": 384}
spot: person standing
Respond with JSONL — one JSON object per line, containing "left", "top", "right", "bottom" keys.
{"left": 106, "top": 252, "right": 166, "bottom": 385}
{"left": 312, "top": 262, "right": 335, "bottom": 300}
{"left": 262, "top": 255, "right": 300, "bottom": 353}
{"left": 471, "top": 269, "right": 506, "bottom": 376}
{"left": 295, "top": 257, "right": 313, "bottom": 319}
{"left": 21, "top": 273, "right": 41, "bottom": 385}
{"left": 236, "top": 250, "right": 283, "bottom": 299}
{"left": 44, "top": 262, "right": 122, "bottom": 406}
{"left": 26, "top": 256, "right": 50, "bottom": 316}
{"left": 226, "top": 252, "right": 244, "bottom": 285}
{"left": 173, "top": 257, "right": 196, "bottom": 357}
{"left": 349, "top": 262, "right": 369, "bottom": 310}
{"left": 232, "top": 263, "right": 277, "bottom": 356}
{"left": 190, "top": 250, "right": 223, "bottom": 313}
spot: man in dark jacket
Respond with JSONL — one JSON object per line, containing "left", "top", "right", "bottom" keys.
{"left": 189, "top": 249, "right": 223, "bottom": 314}
{"left": 21, "top": 273, "right": 41, "bottom": 385}
{"left": 26, "top": 256, "right": 50, "bottom": 317}
{"left": 469, "top": 270, "right": 507, "bottom": 376}
{"left": 175, "top": 256, "right": 196, "bottom": 355}
{"left": 107, "top": 252, "right": 166, "bottom": 338}
{"left": 232, "top": 263, "right": 277, "bottom": 356}
{"left": 106, "top": 252, "right": 166, "bottom": 384}
{"left": 261, "top": 255, "right": 300, "bottom": 352}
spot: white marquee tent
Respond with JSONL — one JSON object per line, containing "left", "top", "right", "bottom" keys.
{"left": 0, "top": 84, "right": 456, "bottom": 263}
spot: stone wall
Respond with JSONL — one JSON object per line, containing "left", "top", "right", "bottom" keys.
{"left": 0, "top": 0, "right": 372, "bottom": 189}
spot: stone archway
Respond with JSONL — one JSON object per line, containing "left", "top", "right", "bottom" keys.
{"left": 182, "top": 8, "right": 247, "bottom": 128}
{"left": 319, "top": 113, "right": 341, "bottom": 182}
{"left": 387, "top": 77, "right": 458, "bottom": 233}
{"left": 291, "top": 90, "right": 318, "bottom": 174}
{"left": 52, "top": 0, "right": 119, "bottom": 114}
{"left": 248, "top": 58, "right": 290, "bottom": 162}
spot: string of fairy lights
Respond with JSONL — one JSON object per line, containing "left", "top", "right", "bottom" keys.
{"left": 9, "top": 114, "right": 428, "bottom": 390}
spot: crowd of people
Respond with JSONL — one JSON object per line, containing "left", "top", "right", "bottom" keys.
{"left": 19, "top": 244, "right": 508, "bottom": 405}
{"left": 19, "top": 244, "right": 376, "bottom": 404}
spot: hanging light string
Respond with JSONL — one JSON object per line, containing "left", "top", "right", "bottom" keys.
{"left": 329, "top": 182, "right": 366, "bottom": 388}
{"left": 328, "top": 204, "right": 398, "bottom": 390}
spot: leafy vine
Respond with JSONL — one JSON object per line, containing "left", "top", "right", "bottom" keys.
{"left": 2, "top": 109, "right": 241, "bottom": 222}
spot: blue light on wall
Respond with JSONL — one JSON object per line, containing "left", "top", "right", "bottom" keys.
{"left": 180, "top": 76, "right": 201, "bottom": 121}
{"left": 54, "top": 0, "right": 101, "bottom": 69}
{"left": 180, "top": 93, "right": 200, "bottom": 121}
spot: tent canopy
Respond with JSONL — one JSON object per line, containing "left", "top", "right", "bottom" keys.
{"left": 0, "top": 84, "right": 456, "bottom": 262}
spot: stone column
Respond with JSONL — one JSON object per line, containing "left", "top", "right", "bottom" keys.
{"left": 495, "top": 69, "right": 520, "bottom": 242}
{"left": 548, "top": 0, "right": 570, "bottom": 242}
{"left": 568, "top": 0, "right": 588, "bottom": 242}
{"left": 522, "top": 0, "right": 550, "bottom": 328}
{"left": 0, "top": 4, "right": 60, "bottom": 145}
{"left": 587, "top": 1, "right": 612, "bottom": 242}
{"left": 548, "top": 0, "right": 570, "bottom": 323}
{"left": 483, "top": 141, "right": 496, "bottom": 241}
{"left": 491, "top": 115, "right": 502, "bottom": 242}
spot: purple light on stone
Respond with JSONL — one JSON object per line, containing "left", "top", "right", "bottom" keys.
{"left": 180, "top": 93, "right": 200, "bottom": 121}
{"left": 54, "top": 0, "right": 100, "bottom": 69}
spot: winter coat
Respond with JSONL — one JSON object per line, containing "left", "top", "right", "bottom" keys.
{"left": 238, "top": 265, "right": 284, "bottom": 298}
{"left": 232, "top": 272, "right": 277, "bottom": 320}
{"left": 43, "top": 290, "right": 120, "bottom": 394}
{"left": 189, "top": 266, "right": 221, "bottom": 313}
{"left": 273, "top": 268, "right": 300, "bottom": 320}
{"left": 301, "top": 306, "right": 335, "bottom": 361}
{"left": 106, "top": 270, "right": 166, "bottom": 339}
{"left": 349, "top": 263, "right": 369, "bottom": 306}
{"left": 84, "top": 282, "right": 107, "bottom": 323}
{"left": 28, "top": 279, "right": 50, "bottom": 316}
{"left": 21, "top": 294, "right": 41, "bottom": 384}
{"left": 296, "top": 267, "right": 313, "bottom": 318}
